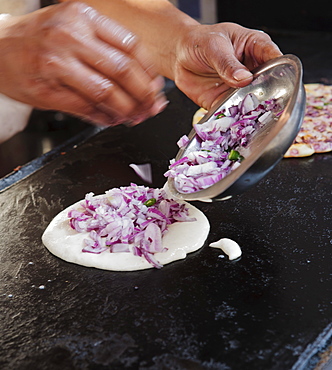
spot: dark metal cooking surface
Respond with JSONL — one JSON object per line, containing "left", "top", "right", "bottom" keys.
{"left": 0, "top": 31, "right": 332, "bottom": 370}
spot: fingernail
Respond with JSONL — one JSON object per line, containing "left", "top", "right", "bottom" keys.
{"left": 233, "top": 69, "right": 252, "bottom": 81}
{"left": 158, "top": 99, "right": 169, "bottom": 112}
{"left": 152, "top": 98, "right": 169, "bottom": 116}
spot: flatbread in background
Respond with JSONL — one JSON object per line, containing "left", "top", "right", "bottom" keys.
{"left": 192, "top": 84, "right": 332, "bottom": 158}
{"left": 284, "top": 83, "right": 332, "bottom": 157}
{"left": 192, "top": 107, "right": 208, "bottom": 125}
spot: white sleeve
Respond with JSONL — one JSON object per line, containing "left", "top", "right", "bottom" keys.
{"left": 0, "top": 1, "right": 40, "bottom": 16}
{"left": 0, "top": 95, "right": 34, "bottom": 144}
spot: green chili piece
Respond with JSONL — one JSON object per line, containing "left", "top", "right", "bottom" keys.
{"left": 144, "top": 198, "right": 156, "bottom": 207}
{"left": 228, "top": 149, "right": 244, "bottom": 161}
{"left": 216, "top": 113, "right": 226, "bottom": 119}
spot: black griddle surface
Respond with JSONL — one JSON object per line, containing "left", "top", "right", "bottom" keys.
{"left": 1, "top": 30, "right": 332, "bottom": 370}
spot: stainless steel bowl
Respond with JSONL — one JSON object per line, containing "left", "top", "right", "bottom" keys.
{"left": 166, "top": 54, "right": 306, "bottom": 202}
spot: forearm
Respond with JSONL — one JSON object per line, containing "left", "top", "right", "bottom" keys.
{"left": 59, "top": 0, "right": 199, "bottom": 80}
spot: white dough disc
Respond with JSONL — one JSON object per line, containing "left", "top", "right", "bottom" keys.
{"left": 42, "top": 199, "right": 210, "bottom": 271}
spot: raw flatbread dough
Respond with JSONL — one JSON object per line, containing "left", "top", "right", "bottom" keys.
{"left": 42, "top": 198, "right": 210, "bottom": 271}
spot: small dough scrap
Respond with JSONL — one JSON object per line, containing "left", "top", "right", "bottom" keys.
{"left": 209, "top": 238, "right": 242, "bottom": 260}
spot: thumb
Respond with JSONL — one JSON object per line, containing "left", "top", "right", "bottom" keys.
{"left": 205, "top": 34, "right": 254, "bottom": 87}
{"left": 214, "top": 51, "right": 253, "bottom": 88}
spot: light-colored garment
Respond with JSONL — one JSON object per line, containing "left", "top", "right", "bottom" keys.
{"left": 0, "top": 0, "right": 40, "bottom": 143}
{"left": 0, "top": 0, "right": 40, "bottom": 15}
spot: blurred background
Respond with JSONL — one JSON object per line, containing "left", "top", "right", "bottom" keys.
{"left": 171, "top": 0, "right": 332, "bottom": 31}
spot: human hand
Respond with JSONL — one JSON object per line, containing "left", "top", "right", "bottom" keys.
{"left": 173, "top": 22, "right": 282, "bottom": 110}
{"left": 0, "top": 2, "right": 167, "bottom": 126}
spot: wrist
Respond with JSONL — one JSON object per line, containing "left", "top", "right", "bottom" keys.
{"left": 156, "top": 10, "right": 200, "bottom": 80}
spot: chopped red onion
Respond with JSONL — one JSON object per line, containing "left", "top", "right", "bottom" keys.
{"left": 164, "top": 93, "right": 282, "bottom": 193}
{"left": 129, "top": 163, "right": 152, "bottom": 184}
{"left": 68, "top": 183, "right": 195, "bottom": 268}
{"left": 177, "top": 135, "right": 190, "bottom": 148}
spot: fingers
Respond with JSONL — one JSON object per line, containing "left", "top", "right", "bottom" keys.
{"left": 193, "top": 32, "right": 253, "bottom": 89}
{"left": 242, "top": 32, "right": 282, "bottom": 69}
{"left": 69, "top": 6, "right": 168, "bottom": 124}
{"left": 174, "top": 23, "right": 283, "bottom": 110}
{"left": 35, "top": 55, "right": 168, "bottom": 126}
{"left": 19, "top": 2, "right": 168, "bottom": 126}
{"left": 72, "top": 5, "right": 168, "bottom": 121}
{"left": 208, "top": 26, "right": 282, "bottom": 88}
{"left": 75, "top": 10, "right": 164, "bottom": 104}
{"left": 75, "top": 37, "right": 163, "bottom": 112}
{"left": 93, "top": 14, "right": 158, "bottom": 80}
{"left": 41, "top": 86, "right": 122, "bottom": 127}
